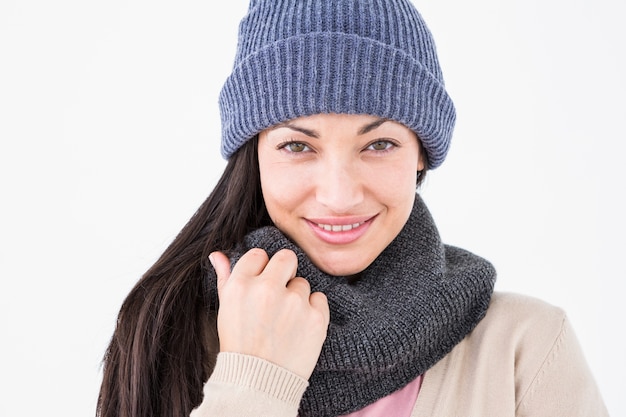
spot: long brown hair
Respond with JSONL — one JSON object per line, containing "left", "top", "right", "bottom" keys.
{"left": 97, "top": 136, "right": 271, "bottom": 417}
{"left": 97, "top": 133, "right": 428, "bottom": 417}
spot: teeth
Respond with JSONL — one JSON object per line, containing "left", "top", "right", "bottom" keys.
{"left": 317, "top": 222, "right": 363, "bottom": 232}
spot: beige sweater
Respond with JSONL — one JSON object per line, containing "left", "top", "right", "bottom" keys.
{"left": 191, "top": 293, "right": 608, "bottom": 417}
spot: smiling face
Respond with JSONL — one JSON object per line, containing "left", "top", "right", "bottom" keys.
{"left": 257, "top": 113, "right": 424, "bottom": 276}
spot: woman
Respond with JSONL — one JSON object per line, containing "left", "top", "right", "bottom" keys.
{"left": 97, "top": 0, "right": 608, "bottom": 416}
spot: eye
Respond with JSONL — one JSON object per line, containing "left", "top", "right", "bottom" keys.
{"left": 277, "top": 141, "right": 310, "bottom": 153}
{"left": 366, "top": 140, "right": 396, "bottom": 152}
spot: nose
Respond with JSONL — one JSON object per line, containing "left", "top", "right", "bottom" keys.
{"left": 315, "top": 157, "right": 364, "bottom": 213}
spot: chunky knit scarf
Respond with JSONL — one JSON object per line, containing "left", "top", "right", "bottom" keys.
{"left": 205, "top": 195, "right": 496, "bottom": 417}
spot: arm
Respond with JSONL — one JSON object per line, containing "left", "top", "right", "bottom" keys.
{"left": 516, "top": 315, "right": 609, "bottom": 417}
{"left": 190, "top": 353, "right": 308, "bottom": 417}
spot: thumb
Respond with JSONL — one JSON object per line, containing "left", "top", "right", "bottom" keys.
{"left": 209, "top": 251, "right": 232, "bottom": 294}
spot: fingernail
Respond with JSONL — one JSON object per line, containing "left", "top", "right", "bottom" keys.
{"left": 208, "top": 253, "right": 216, "bottom": 269}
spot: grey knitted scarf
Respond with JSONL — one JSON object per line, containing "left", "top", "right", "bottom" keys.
{"left": 205, "top": 195, "right": 496, "bottom": 417}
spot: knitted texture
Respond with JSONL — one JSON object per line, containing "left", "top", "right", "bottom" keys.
{"left": 205, "top": 195, "right": 496, "bottom": 416}
{"left": 219, "top": 0, "right": 456, "bottom": 168}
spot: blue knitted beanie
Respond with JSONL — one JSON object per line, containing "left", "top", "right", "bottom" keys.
{"left": 219, "top": 0, "right": 455, "bottom": 169}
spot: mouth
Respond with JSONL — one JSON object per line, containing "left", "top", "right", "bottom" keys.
{"left": 305, "top": 215, "right": 376, "bottom": 245}
{"left": 314, "top": 222, "right": 365, "bottom": 232}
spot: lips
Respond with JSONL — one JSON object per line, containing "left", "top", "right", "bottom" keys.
{"left": 315, "top": 222, "right": 364, "bottom": 232}
{"left": 306, "top": 215, "right": 375, "bottom": 245}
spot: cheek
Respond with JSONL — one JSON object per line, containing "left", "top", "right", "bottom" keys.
{"left": 366, "top": 159, "right": 418, "bottom": 201}
{"left": 259, "top": 163, "right": 308, "bottom": 222}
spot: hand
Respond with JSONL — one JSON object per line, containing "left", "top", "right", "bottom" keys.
{"left": 211, "top": 248, "right": 330, "bottom": 380}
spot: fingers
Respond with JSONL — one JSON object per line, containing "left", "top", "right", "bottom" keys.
{"left": 286, "top": 276, "right": 311, "bottom": 298}
{"left": 309, "top": 291, "right": 330, "bottom": 326}
{"left": 214, "top": 248, "right": 323, "bottom": 308}
{"left": 210, "top": 251, "right": 232, "bottom": 293}
{"left": 229, "top": 248, "right": 299, "bottom": 284}
{"left": 231, "top": 248, "right": 270, "bottom": 278}
{"left": 261, "top": 249, "right": 298, "bottom": 285}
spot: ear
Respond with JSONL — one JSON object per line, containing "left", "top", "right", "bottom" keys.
{"left": 414, "top": 135, "right": 427, "bottom": 171}
{"left": 417, "top": 152, "right": 426, "bottom": 171}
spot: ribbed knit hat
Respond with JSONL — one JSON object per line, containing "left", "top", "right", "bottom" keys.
{"left": 219, "top": 0, "right": 455, "bottom": 169}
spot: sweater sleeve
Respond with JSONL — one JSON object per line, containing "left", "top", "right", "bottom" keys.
{"left": 189, "top": 352, "right": 309, "bottom": 417}
{"left": 410, "top": 293, "right": 609, "bottom": 417}
{"left": 516, "top": 315, "right": 609, "bottom": 417}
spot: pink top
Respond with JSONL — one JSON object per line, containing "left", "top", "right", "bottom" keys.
{"left": 339, "top": 375, "right": 423, "bottom": 417}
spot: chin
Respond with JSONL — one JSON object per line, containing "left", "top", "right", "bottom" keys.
{"left": 314, "top": 257, "right": 371, "bottom": 277}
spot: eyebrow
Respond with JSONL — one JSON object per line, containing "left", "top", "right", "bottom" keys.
{"left": 358, "top": 118, "right": 388, "bottom": 135}
{"left": 272, "top": 123, "right": 320, "bottom": 138}
{"left": 270, "top": 117, "right": 388, "bottom": 138}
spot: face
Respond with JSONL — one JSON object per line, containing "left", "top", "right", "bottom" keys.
{"left": 258, "top": 113, "right": 424, "bottom": 276}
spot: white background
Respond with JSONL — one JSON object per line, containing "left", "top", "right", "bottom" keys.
{"left": 1, "top": 0, "right": 624, "bottom": 416}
